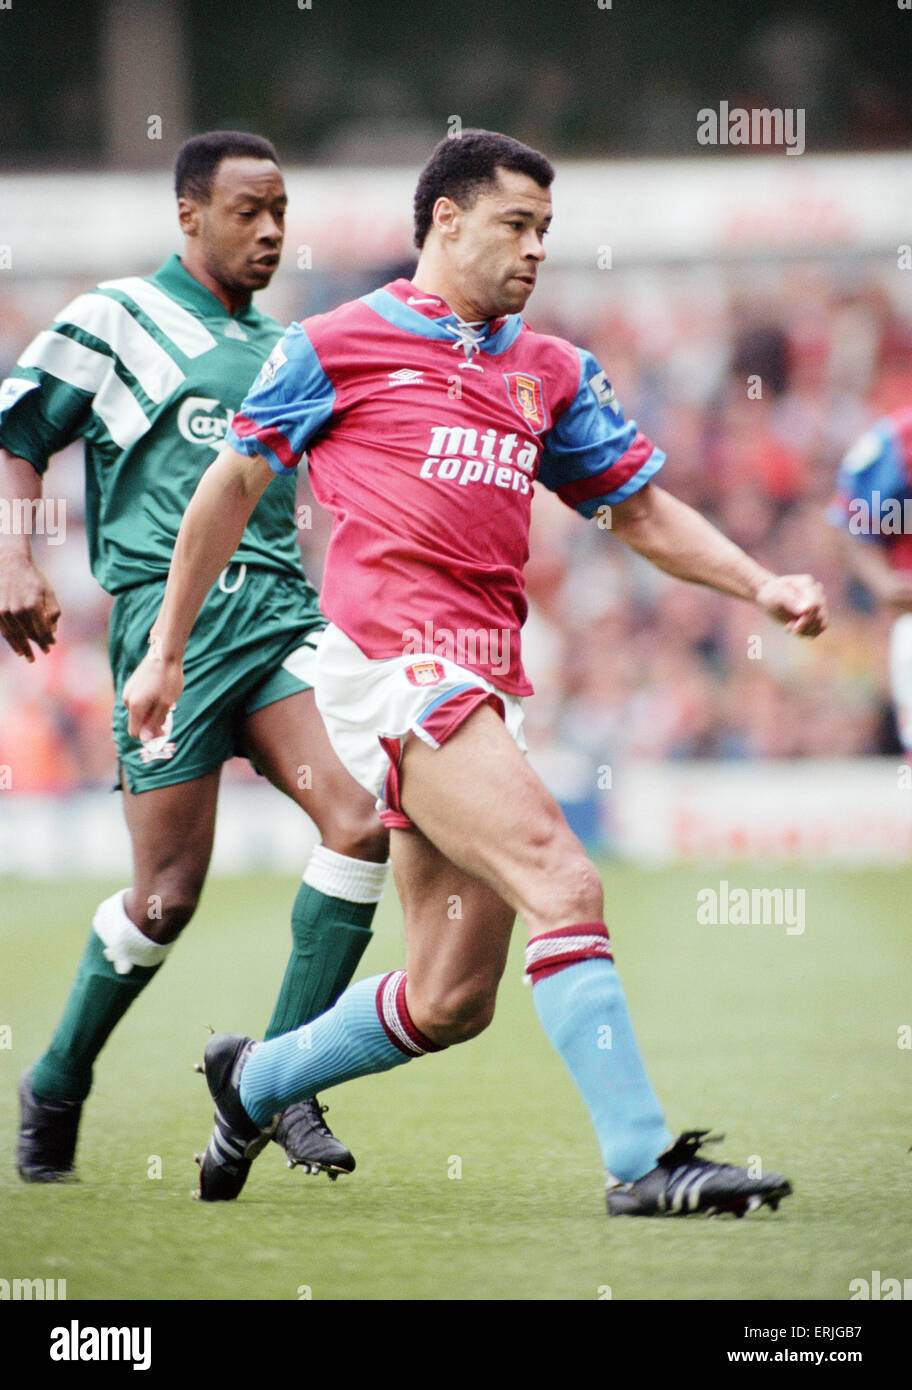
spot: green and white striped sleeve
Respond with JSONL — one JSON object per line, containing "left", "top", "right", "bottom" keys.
{"left": 0, "top": 277, "right": 213, "bottom": 471}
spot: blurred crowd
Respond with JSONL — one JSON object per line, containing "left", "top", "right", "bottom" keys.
{"left": 2, "top": 255, "right": 910, "bottom": 792}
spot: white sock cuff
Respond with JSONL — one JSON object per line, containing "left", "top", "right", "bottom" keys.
{"left": 303, "top": 845, "right": 389, "bottom": 904}
{"left": 92, "top": 890, "right": 173, "bottom": 974}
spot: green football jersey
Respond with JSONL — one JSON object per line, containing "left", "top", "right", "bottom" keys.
{"left": 0, "top": 254, "right": 306, "bottom": 594}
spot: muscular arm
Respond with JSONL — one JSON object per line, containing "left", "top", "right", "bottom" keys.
{"left": 610, "top": 482, "right": 827, "bottom": 635}
{"left": 0, "top": 448, "right": 61, "bottom": 661}
{"left": 123, "top": 445, "right": 274, "bottom": 738}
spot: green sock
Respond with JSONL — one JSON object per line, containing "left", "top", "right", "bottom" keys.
{"left": 31, "top": 931, "right": 161, "bottom": 1103}
{"left": 264, "top": 882, "right": 376, "bottom": 1039}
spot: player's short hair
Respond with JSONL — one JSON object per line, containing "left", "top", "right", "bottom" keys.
{"left": 413, "top": 130, "right": 554, "bottom": 249}
{"left": 174, "top": 131, "right": 279, "bottom": 202}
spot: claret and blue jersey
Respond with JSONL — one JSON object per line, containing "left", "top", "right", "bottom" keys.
{"left": 228, "top": 278, "right": 665, "bottom": 694}
{"left": 829, "top": 407, "right": 912, "bottom": 571}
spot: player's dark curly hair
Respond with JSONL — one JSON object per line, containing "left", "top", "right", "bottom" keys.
{"left": 174, "top": 131, "right": 279, "bottom": 202}
{"left": 413, "top": 130, "right": 554, "bottom": 249}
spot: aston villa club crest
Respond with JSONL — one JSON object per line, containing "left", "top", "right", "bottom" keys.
{"left": 504, "top": 372, "right": 546, "bottom": 433}
{"left": 405, "top": 659, "right": 445, "bottom": 687}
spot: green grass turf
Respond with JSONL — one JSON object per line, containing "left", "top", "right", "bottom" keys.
{"left": 0, "top": 863, "right": 909, "bottom": 1302}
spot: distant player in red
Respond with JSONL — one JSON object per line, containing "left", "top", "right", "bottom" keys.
{"left": 125, "top": 131, "right": 827, "bottom": 1214}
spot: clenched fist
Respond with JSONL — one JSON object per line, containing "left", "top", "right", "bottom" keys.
{"left": 755, "top": 574, "right": 827, "bottom": 637}
{"left": 123, "top": 642, "right": 185, "bottom": 743}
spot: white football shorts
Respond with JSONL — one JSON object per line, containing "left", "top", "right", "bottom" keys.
{"left": 313, "top": 622, "right": 527, "bottom": 829}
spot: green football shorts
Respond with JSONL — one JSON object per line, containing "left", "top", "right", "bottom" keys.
{"left": 110, "top": 562, "right": 326, "bottom": 791}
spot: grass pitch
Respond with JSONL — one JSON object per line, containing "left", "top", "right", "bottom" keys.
{"left": 1, "top": 863, "right": 909, "bottom": 1304}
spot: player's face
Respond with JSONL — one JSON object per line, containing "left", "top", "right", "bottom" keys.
{"left": 442, "top": 169, "right": 552, "bottom": 319}
{"left": 183, "top": 157, "right": 287, "bottom": 298}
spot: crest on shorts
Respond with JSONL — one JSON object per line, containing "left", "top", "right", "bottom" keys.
{"left": 405, "top": 659, "right": 445, "bottom": 687}
{"left": 139, "top": 707, "right": 177, "bottom": 764}
{"left": 504, "top": 372, "right": 546, "bottom": 433}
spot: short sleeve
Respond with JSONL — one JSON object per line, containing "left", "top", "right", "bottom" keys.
{"left": 536, "top": 349, "right": 665, "bottom": 517}
{"left": 0, "top": 343, "right": 94, "bottom": 474}
{"left": 227, "top": 321, "right": 336, "bottom": 475}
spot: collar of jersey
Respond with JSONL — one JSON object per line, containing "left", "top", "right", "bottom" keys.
{"left": 362, "top": 278, "right": 524, "bottom": 356}
{"left": 151, "top": 253, "right": 263, "bottom": 326}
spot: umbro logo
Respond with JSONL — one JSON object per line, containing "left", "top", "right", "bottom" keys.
{"left": 407, "top": 295, "right": 440, "bottom": 307}
{"left": 388, "top": 368, "right": 424, "bottom": 386}
{"left": 223, "top": 320, "right": 248, "bottom": 341}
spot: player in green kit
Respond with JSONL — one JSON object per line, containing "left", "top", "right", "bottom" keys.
{"left": 0, "top": 132, "right": 389, "bottom": 1193}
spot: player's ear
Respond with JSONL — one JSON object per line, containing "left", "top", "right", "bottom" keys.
{"left": 432, "top": 195, "right": 462, "bottom": 241}
{"left": 178, "top": 196, "right": 202, "bottom": 237}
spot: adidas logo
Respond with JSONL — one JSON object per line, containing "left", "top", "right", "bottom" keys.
{"left": 388, "top": 368, "right": 424, "bottom": 386}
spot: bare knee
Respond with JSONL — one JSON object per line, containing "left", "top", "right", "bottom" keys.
{"left": 558, "top": 855, "right": 604, "bottom": 922}
{"left": 409, "top": 981, "right": 498, "bottom": 1047}
{"left": 126, "top": 878, "right": 203, "bottom": 944}
{"left": 523, "top": 816, "right": 604, "bottom": 930}
{"left": 317, "top": 807, "right": 389, "bottom": 864}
